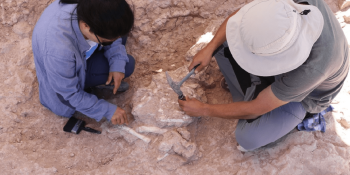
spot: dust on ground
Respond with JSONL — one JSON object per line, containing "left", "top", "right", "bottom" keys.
{"left": 1, "top": 0, "right": 350, "bottom": 174}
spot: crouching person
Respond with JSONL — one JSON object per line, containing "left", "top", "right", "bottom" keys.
{"left": 179, "top": 0, "right": 349, "bottom": 151}
{"left": 32, "top": 0, "right": 135, "bottom": 125}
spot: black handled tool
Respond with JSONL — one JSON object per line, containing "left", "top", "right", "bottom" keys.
{"left": 63, "top": 117, "right": 101, "bottom": 134}
{"left": 166, "top": 45, "right": 224, "bottom": 101}
{"left": 166, "top": 64, "right": 200, "bottom": 101}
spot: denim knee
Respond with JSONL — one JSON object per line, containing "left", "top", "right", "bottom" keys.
{"left": 235, "top": 123, "right": 262, "bottom": 151}
{"left": 125, "top": 54, "right": 135, "bottom": 78}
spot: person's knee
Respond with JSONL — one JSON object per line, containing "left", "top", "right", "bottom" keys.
{"left": 235, "top": 127, "right": 265, "bottom": 151}
{"left": 124, "top": 54, "right": 135, "bottom": 78}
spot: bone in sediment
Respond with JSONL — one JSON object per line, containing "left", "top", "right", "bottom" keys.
{"left": 116, "top": 126, "right": 151, "bottom": 144}
{"left": 136, "top": 126, "right": 168, "bottom": 134}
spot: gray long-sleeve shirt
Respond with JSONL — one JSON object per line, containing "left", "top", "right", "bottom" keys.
{"left": 32, "top": 0, "right": 129, "bottom": 121}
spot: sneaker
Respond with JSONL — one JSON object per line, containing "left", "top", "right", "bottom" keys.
{"left": 220, "top": 77, "right": 230, "bottom": 92}
{"left": 96, "top": 81, "right": 130, "bottom": 92}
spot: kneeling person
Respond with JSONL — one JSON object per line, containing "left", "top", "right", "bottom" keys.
{"left": 32, "top": 0, "right": 135, "bottom": 125}
{"left": 179, "top": 0, "right": 349, "bottom": 151}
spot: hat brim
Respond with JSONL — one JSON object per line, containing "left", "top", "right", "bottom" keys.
{"left": 226, "top": 0, "right": 324, "bottom": 76}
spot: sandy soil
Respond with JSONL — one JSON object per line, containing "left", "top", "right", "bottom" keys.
{"left": 1, "top": 0, "right": 350, "bottom": 174}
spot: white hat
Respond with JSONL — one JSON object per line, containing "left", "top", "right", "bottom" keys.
{"left": 226, "top": 0, "right": 324, "bottom": 76}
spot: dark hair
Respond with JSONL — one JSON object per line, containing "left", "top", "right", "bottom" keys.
{"left": 60, "top": 0, "right": 134, "bottom": 40}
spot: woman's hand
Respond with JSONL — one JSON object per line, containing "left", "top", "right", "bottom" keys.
{"left": 106, "top": 72, "right": 125, "bottom": 94}
{"left": 188, "top": 47, "right": 214, "bottom": 73}
{"left": 111, "top": 107, "right": 129, "bottom": 125}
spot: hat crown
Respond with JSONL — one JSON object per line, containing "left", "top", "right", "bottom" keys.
{"left": 240, "top": 0, "right": 299, "bottom": 56}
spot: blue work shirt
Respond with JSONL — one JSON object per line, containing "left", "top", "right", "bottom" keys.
{"left": 32, "top": 0, "right": 129, "bottom": 121}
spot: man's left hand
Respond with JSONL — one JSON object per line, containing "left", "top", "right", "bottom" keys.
{"left": 106, "top": 72, "right": 125, "bottom": 94}
{"left": 178, "top": 97, "right": 208, "bottom": 117}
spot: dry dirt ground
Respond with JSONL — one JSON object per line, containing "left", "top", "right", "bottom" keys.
{"left": 1, "top": 0, "right": 350, "bottom": 174}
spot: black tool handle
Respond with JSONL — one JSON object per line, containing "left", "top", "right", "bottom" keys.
{"left": 83, "top": 127, "right": 101, "bottom": 134}
{"left": 193, "top": 64, "right": 200, "bottom": 70}
{"left": 179, "top": 94, "right": 186, "bottom": 101}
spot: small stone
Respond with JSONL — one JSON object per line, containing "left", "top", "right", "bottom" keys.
{"left": 339, "top": 0, "right": 350, "bottom": 10}
{"left": 70, "top": 153, "right": 75, "bottom": 157}
{"left": 52, "top": 168, "right": 58, "bottom": 173}
{"left": 33, "top": 149, "right": 36, "bottom": 152}
{"left": 331, "top": 100, "right": 340, "bottom": 104}
{"left": 339, "top": 118, "right": 350, "bottom": 129}
{"left": 177, "top": 128, "right": 191, "bottom": 141}
{"left": 12, "top": 21, "right": 32, "bottom": 36}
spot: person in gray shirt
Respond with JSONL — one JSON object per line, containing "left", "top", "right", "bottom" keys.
{"left": 179, "top": 0, "right": 349, "bottom": 151}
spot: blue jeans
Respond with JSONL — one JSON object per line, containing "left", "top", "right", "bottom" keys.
{"left": 215, "top": 43, "right": 306, "bottom": 151}
{"left": 85, "top": 36, "right": 135, "bottom": 88}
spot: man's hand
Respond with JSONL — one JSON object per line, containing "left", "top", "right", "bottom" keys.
{"left": 106, "top": 72, "right": 125, "bottom": 94}
{"left": 188, "top": 47, "right": 215, "bottom": 73}
{"left": 178, "top": 97, "right": 208, "bottom": 117}
{"left": 188, "top": 8, "right": 241, "bottom": 73}
{"left": 111, "top": 107, "right": 129, "bottom": 125}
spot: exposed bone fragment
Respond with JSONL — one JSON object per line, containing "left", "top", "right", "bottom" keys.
{"left": 136, "top": 126, "right": 168, "bottom": 134}
{"left": 131, "top": 66, "right": 206, "bottom": 128}
{"left": 159, "top": 131, "right": 197, "bottom": 160}
{"left": 160, "top": 119, "right": 186, "bottom": 123}
{"left": 108, "top": 126, "right": 151, "bottom": 144}
{"left": 157, "top": 153, "right": 169, "bottom": 161}
{"left": 177, "top": 128, "right": 191, "bottom": 141}
{"left": 119, "top": 126, "right": 151, "bottom": 143}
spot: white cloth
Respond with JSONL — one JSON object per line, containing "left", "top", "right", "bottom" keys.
{"left": 85, "top": 40, "right": 98, "bottom": 60}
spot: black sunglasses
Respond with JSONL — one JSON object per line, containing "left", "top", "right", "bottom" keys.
{"left": 94, "top": 33, "right": 114, "bottom": 46}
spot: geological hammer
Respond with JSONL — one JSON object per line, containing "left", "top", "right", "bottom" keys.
{"left": 166, "top": 64, "right": 200, "bottom": 101}
{"left": 166, "top": 45, "right": 224, "bottom": 101}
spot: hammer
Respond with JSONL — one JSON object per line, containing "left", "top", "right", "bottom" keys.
{"left": 166, "top": 64, "right": 200, "bottom": 101}
{"left": 166, "top": 45, "right": 224, "bottom": 101}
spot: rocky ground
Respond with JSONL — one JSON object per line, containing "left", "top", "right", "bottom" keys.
{"left": 1, "top": 0, "right": 350, "bottom": 174}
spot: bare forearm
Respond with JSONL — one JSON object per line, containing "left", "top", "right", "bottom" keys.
{"left": 201, "top": 86, "right": 288, "bottom": 120}
{"left": 206, "top": 8, "right": 241, "bottom": 53}
{"left": 203, "top": 102, "right": 260, "bottom": 120}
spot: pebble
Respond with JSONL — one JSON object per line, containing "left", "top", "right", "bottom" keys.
{"left": 331, "top": 100, "right": 340, "bottom": 104}
{"left": 70, "top": 153, "right": 75, "bottom": 157}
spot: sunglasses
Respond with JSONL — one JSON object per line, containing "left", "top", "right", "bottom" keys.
{"left": 94, "top": 33, "right": 114, "bottom": 46}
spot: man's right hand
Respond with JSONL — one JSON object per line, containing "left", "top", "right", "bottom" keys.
{"left": 188, "top": 46, "right": 215, "bottom": 73}
{"left": 111, "top": 107, "right": 129, "bottom": 125}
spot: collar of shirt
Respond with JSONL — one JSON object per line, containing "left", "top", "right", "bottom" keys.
{"left": 71, "top": 10, "right": 90, "bottom": 57}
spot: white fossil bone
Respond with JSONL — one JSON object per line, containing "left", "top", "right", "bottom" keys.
{"left": 136, "top": 126, "right": 168, "bottom": 134}
{"left": 157, "top": 153, "right": 169, "bottom": 161}
{"left": 116, "top": 126, "right": 151, "bottom": 144}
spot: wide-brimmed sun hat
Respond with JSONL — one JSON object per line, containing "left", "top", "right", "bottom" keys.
{"left": 226, "top": 0, "right": 324, "bottom": 76}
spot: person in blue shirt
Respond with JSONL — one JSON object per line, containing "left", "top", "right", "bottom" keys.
{"left": 32, "top": 0, "right": 135, "bottom": 125}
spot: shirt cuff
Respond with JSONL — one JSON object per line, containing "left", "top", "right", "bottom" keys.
{"left": 109, "top": 59, "right": 126, "bottom": 73}
{"left": 105, "top": 103, "right": 118, "bottom": 121}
